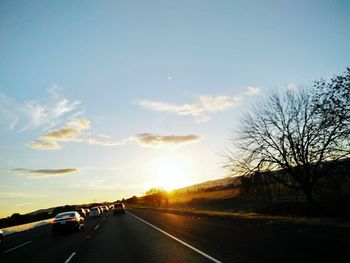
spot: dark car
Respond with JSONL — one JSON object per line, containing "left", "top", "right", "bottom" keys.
{"left": 113, "top": 203, "right": 125, "bottom": 215}
{"left": 51, "top": 211, "right": 85, "bottom": 235}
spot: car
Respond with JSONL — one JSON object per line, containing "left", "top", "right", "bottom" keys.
{"left": 89, "top": 207, "right": 102, "bottom": 218}
{"left": 85, "top": 208, "right": 90, "bottom": 217}
{"left": 75, "top": 208, "right": 87, "bottom": 218}
{"left": 0, "top": 229, "right": 3, "bottom": 248}
{"left": 51, "top": 211, "right": 85, "bottom": 235}
{"left": 113, "top": 202, "right": 125, "bottom": 215}
{"left": 103, "top": 205, "right": 109, "bottom": 214}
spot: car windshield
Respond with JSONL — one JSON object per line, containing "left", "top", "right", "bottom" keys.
{"left": 55, "top": 212, "right": 76, "bottom": 219}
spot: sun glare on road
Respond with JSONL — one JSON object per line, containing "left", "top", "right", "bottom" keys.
{"left": 154, "top": 162, "right": 190, "bottom": 190}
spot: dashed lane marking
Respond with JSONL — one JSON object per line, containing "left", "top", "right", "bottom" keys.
{"left": 3, "top": 240, "right": 32, "bottom": 254}
{"left": 64, "top": 252, "right": 76, "bottom": 263}
{"left": 127, "top": 211, "right": 222, "bottom": 263}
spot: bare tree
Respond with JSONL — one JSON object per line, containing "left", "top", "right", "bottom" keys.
{"left": 227, "top": 70, "right": 350, "bottom": 204}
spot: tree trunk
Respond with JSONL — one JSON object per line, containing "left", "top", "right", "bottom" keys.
{"left": 303, "top": 184, "right": 314, "bottom": 206}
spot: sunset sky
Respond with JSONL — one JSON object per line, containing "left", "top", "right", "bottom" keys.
{"left": 1, "top": 0, "right": 349, "bottom": 218}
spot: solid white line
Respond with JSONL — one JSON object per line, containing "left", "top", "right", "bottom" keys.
{"left": 3, "top": 240, "right": 32, "bottom": 254}
{"left": 127, "top": 211, "right": 222, "bottom": 263}
{"left": 94, "top": 224, "right": 100, "bottom": 230}
{"left": 64, "top": 252, "right": 76, "bottom": 263}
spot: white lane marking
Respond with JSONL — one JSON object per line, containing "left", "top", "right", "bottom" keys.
{"left": 94, "top": 224, "right": 100, "bottom": 230}
{"left": 127, "top": 211, "right": 222, "bottom": 263}
{"left": 3, "top": 240, "right": 32, "bottom": 254}
{"left": 64, "top": 252, "right": 76, "bottom": 263}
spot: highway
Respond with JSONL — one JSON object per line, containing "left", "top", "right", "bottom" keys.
{"left": 0, "top": 208, "right": 349, "bottom": 263}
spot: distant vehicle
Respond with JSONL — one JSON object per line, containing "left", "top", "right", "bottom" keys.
{"left": 89, "top": 207, "right": 102, "bottom": 218}
{"left": 0, "top": 229, "right": 3, "bottom": 247}
{"left": 113, "top": 203, "right": 125, "bottom": 215}
{"left": 51, "top": 211, "right": 85, "bottom": 235}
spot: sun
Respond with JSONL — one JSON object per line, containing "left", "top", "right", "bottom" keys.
{"left": 153, "top": 162, "right": 190, "bottom": 191}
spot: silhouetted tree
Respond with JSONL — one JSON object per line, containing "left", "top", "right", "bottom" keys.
{"left": 144, "top": 188, "right": 169, "bottom": 206}
{"left": 226, "top": 69, "right": 350, "bottom": 205}
{"left": 126, "top": 195, "right": 139, "bottom": 204}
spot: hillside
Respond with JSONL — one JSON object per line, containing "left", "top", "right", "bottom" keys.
{"left": 174, "top": 176, "right": 241, "bottom": 194}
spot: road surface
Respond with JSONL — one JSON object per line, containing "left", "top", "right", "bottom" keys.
{"left": 0, "top": 207, "right": 349, "bottom": 263}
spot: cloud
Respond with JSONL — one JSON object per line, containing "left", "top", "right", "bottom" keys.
{"left": 27, "top": 139, "right": 61, "bottom": 150}
{"left": 138, "top": 95, "right": 242, "bottom": 122}
{"left": 135, "top": 133, "right": 201, "bottom": 149}
{"left": 86, "top": 136, "right": 134, "bottom": 147}
{"left": 245, "top": 86, "right": 261, "bottom": 96}
{"left": 12, "top": 168, "right": 79, "bottom": 178}
{"left": 27, "top": 118, "right": 90, "bottom": 150}
{"left": 28, "top": 117, "right": 200, "bottom": 151}
{"left": 42, "top": 128, "right": 81, "bottom": 141}
{"left": 0, "top": 87, "right": 82, "bottom": 132}
{"left": 27, "top": 118, "right": 135, "bottom": 150}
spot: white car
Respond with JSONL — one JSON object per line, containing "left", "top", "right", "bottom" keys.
{"left": 89, "top": 207, "right": 101, "bottom": 218}
{"left": 0, "top": 229, "right": 3, "bottom": 248}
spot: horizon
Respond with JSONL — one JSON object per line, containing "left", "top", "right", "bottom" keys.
{"left": 1, "top": 0, "right": 350, "bottom": 218}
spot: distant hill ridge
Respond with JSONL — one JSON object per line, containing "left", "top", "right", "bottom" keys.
{"left": 174, "top": 176, "right": 240, "bottom": 194}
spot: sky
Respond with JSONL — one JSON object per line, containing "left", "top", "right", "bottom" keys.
{"left": 0, "top": 0, "right": 349, "bottom": 218}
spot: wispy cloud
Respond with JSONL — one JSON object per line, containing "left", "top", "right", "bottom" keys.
{"left": 135, "top": 133, "right": 201, "bottom": 149}
{"left": 138, "top": 95, "right": 242, "bottom": 122}
{"left": 12, "top": 168, "right": 79, "bottom": 178}
{"left": 86, "top": 136, "right": 133, "bottom": 147}
{"left": 245, "top": 86, "right": 261, "bottom": 96}
{"left": 0, "top": 92, "right": 20, "bottom": 130}
{"left": 0, "top": 86, "right": 82, "bottom": 132}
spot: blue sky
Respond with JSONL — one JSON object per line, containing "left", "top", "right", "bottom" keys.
{"left": 0, "top": 0, "right": 349, "bottom": 217}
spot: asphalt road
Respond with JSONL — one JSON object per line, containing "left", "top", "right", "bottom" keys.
{"left": 0, "top": 208, "right": 349, "bottom": 263}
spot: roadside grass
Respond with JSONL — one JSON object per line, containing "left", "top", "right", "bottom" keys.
{"left": 130, "top": 205, "right": 350, "bottom": 229}
{"left": 169, "top": 188, "right": 239, "bottom": 203}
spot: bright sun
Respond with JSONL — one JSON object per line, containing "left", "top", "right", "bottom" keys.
{"left": 153, "top": 162, "right": 190, "bottom": 191}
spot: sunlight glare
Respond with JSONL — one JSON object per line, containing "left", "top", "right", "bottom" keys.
{"left": 154, "top": 162, "right": 190, "bottom": 190}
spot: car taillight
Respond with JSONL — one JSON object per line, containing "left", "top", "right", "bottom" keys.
{"left": 51, "top": 220, "right": 58, "bottom": 224}
{"left": 70, "top": 218, "right": 77, "bottom": 222}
